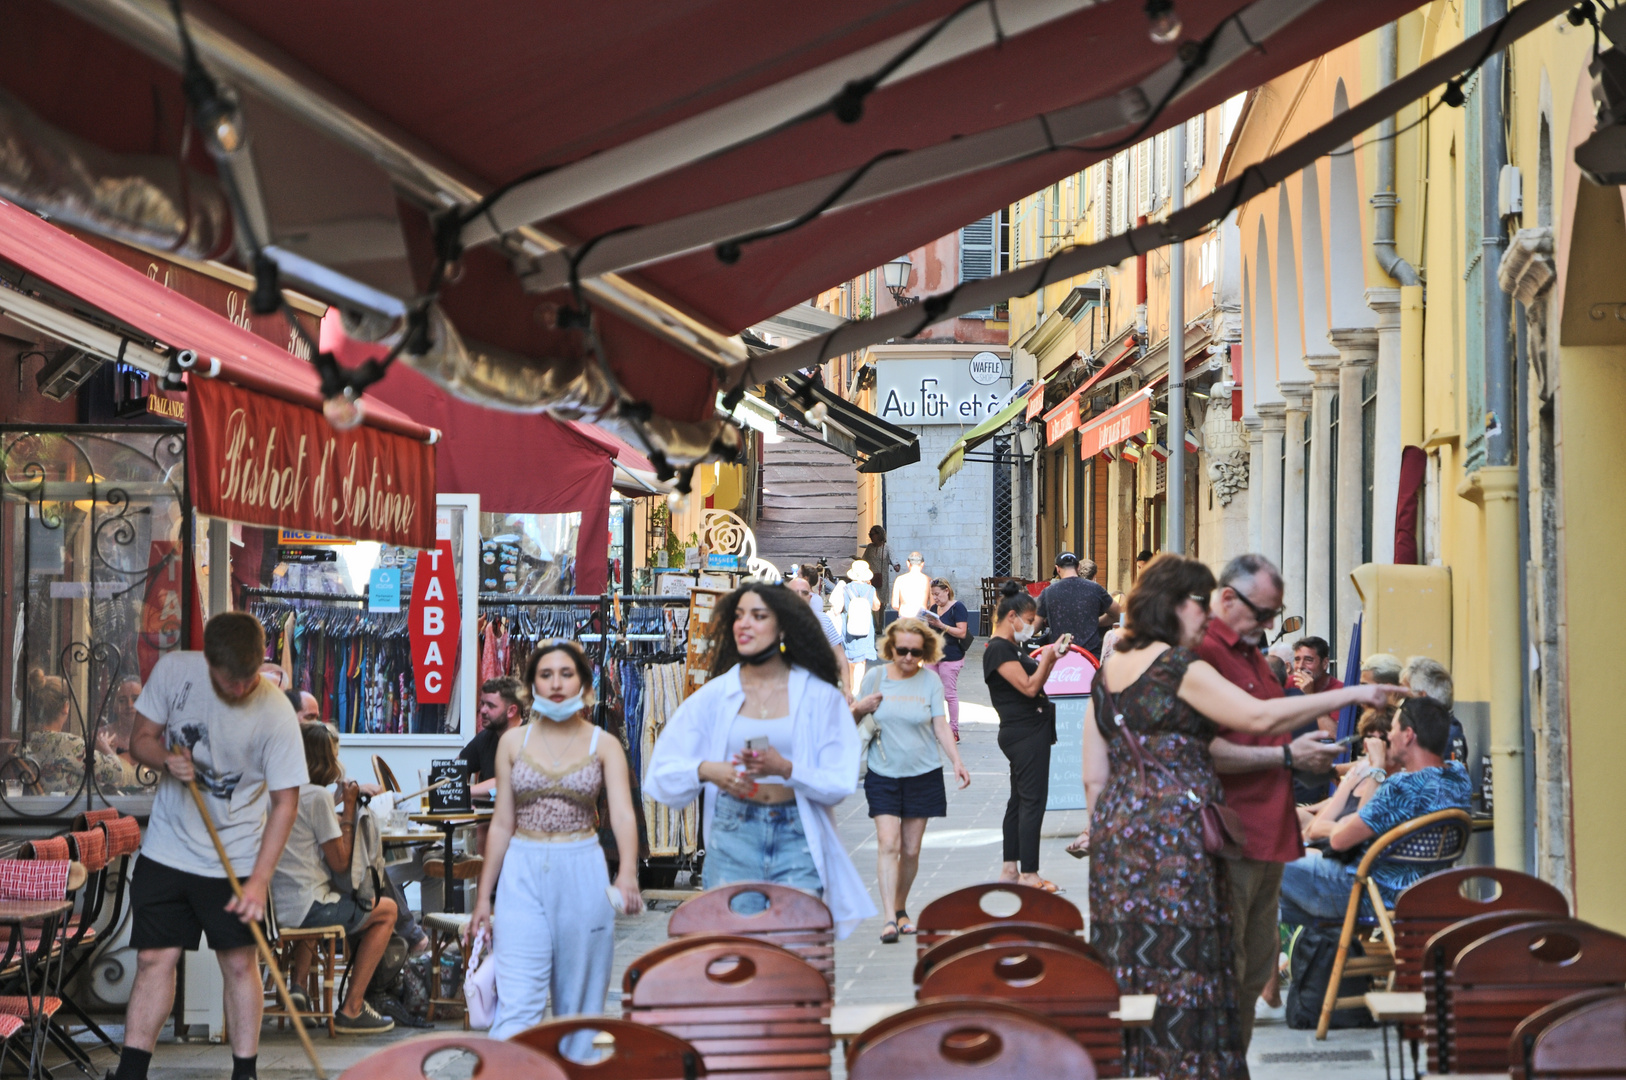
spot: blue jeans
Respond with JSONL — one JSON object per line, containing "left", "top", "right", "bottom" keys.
{"left": 1279, "top": 849, "right": 1371, "bottom": 927}
{"left": 703, "top": 794, "right": 823, "bottom": 911}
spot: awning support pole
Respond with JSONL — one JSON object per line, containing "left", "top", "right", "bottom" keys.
{"left": 1166, "top": 120, "right": 1187, "bottom": 557}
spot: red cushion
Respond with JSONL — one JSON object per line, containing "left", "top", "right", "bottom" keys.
{"left": 0, "top": 996, "right": 60, "bottom": 1018}
{"left": 0, "top": 1014, "right": 23, "bottom": 1039}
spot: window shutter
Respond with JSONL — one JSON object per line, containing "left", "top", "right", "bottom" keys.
{"left": 1157, "top": 132, "right": 1171, "bottom": 200}
{"left": 959, "top": 213, "right": 997, "bottom": 316}
{"left": 1186, "top": 113, "right": 1206, "bottom": 180}
{"left": 1138, "top": 144, "right": 1151, "bottom": 217}
{"left": 1096, "top": 165, "right": 1109, "bottom": 242}
{"left": 1112, "top": 153, "right": 1128, "bottom": 235}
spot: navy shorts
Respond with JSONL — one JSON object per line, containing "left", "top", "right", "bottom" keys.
{"left": 864, "top": 768, "right": 947, "bottom": 819}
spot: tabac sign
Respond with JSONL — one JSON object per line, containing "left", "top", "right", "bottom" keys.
{"left": 187, "top": 377, "right": 435, "bottom": 548}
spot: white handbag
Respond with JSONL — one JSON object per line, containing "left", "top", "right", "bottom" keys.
{"left": 463, "top": 928, "right": 497, "bottom": 1029}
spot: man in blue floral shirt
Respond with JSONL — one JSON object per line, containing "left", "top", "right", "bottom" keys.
{"left": 1279, "top": 696, "right": 1473, "bottom": 926}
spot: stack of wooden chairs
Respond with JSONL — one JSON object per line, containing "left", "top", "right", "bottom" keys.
{"left": 847, "top": 1000, "right": 1096, "bottom": 1080}
{"left": 904, "top": 883, "right": 1121, "bottom": 1077}
{"left": 1511, "top": 989, "right": 1626, "bottom": 1080}
{"left": 667, "top": 883, "right": 834, "bottom": 991}
{"left": 622, "top": 934, "right": 831, "bottom": 1080}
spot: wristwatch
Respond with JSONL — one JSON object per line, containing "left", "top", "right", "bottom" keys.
{"left": 1367, "top": 767, "right": 1389, "bottom": 784}
{"left": 1282, "top": 745, "right": 1293, "bottom": 770}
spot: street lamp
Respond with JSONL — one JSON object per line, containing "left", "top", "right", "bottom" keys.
{"left": 883, "top": 255, "right": 917, "bottom": 305}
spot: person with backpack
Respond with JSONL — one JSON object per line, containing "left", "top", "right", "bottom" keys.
{"left": 271, "top": 723, "right": 398, "bottom": 1033}
{"left": 830, "top": 560, "right": 881, "bottom": 696}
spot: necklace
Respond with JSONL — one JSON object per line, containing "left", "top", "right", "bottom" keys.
{"left": 740, "top": 673, "right": 787, "bottom": 719}
{"left": 534, "top": 722, "right": 583, "bottom": 768}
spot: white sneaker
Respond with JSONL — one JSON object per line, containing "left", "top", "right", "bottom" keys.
{"left": 1255, "top": 997, "right": 1287, "bottom": 1024}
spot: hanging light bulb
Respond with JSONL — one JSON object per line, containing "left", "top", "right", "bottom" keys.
{"left": 322, "top": 389, "right": 365, "bottom": 431}
{"left": 1144, "top": 0, "right": 1181, "bottom": 43}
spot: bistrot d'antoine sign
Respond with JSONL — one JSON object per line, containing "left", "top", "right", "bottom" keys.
{"left": 187, "top": 377, "right": 436, "bottom": 549}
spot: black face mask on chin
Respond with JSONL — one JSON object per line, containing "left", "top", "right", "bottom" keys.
{"left": 739, "top": 641, "right": 783, "bottom": 666}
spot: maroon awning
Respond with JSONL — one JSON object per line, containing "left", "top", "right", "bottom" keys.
{"left": 0, "top": 0, "right": 1427, "bottom": 431}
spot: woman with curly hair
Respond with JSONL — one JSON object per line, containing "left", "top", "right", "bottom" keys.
{"left": 851, "top": 617, "right": 969, "bottom": 942}
{"left": 645, "top": 582, "right": 876, "bottom": 938}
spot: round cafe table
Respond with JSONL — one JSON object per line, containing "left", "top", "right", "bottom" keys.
{"left": 409, "top": 810, "right": 494, "bottom": 912}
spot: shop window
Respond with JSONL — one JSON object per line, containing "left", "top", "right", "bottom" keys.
{"left": 0, "top": 426, "right": 188, "bottom": 818}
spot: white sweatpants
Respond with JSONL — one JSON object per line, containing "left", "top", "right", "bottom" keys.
{"left": 487, "top": 836, "right": 616, "bottom": 1050}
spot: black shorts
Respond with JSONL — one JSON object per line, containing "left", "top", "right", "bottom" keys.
{"left": 864, "top": 768, "right": 948, "bottom": 819}
{"left": 130, "top": 856, "right": 259, "bottom": 952}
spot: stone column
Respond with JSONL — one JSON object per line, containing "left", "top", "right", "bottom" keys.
{"left": 1279, "top": 384, "right": 1312, "bottom": 628}
{"left": 1244, "top": 417, "right": 1264, "bottom": 556}
{"left": 1306, "top": 357, "right": 1341, "bottom": 646}
{"left": 1256, "top": 403, "right": 1286, "bottom": 568}
{"left": 1366, "top": 288, "right": 1403, "bottom": 564}
{"left": 1106, "top": 456, "right": 1136, "bottom": 593}
{"left": 1328, "top": 327, "right": 1378, "bottom": 646}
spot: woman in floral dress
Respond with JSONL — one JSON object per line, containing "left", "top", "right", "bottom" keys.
{"left": 1082, "top": 556, "right": 1404, "bottom": 1079}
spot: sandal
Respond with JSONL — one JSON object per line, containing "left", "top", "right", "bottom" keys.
{"left": 879, "top": 920, "right": 900, "bottom": 944}
{"left": 1023, "top": 877, "right": 1062, "bottom": 894}
{"left": 896, "top": 910, "right": 916, "bottom": 935}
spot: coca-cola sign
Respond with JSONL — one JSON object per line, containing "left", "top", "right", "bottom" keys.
{"left": 1042, "top": 646, "right": 1100, "bottom": 698}
{"left": 187, "top": 376, "right": 435, "bottom": 548}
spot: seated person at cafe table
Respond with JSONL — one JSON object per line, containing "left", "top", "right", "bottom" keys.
{"left": 1279, "top": 696, "right": 1471, "bottom": 927}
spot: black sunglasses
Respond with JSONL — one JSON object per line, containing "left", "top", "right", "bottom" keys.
{"left": 1228, "top": 586, "right": 1282, "bottom": 623}
{"left": 893, "top": 646, "right": 925, "bottom": 658}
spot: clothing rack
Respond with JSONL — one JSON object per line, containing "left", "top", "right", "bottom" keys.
{"left": 242, "top": 587, "right": 370, "bottom": 603}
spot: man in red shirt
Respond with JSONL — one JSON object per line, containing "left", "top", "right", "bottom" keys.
{"left": 1197, "top": 555, "right": 1339, "bottom": 1047}
{"left": 1290, "top": 636, "right": 1344, "bottom": 734}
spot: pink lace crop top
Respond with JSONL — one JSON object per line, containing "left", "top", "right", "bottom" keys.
{"left": 511, "top": 725, "right": 604, "bottom": 839}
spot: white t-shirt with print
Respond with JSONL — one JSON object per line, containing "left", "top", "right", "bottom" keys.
{"left": 272, "top": 785, "right": 344, "bottom": 929}
{"left": 135, "top": 652, "right": 308, "bottom": 878}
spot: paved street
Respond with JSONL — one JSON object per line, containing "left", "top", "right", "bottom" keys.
{"left": 90, "top": 641, "right": 1394, "bottom": 1079}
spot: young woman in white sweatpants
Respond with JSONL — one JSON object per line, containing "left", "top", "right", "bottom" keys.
{"left": 470, "top": 641, "right": 643, "bottom": 1053}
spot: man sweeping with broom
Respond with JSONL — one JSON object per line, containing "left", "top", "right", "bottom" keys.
{"left": 119, "top": 613, "right": 310, "bottom": 1080}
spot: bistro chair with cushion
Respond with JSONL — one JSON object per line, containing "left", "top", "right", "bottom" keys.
{"left": 510, "top": 1017, "right": 705, "bottom": 1080}
{"left": 344, "top": 1033, "right": 570, "bottom": 1080}
{"left": 914, "top": 883, "right": 1084, "bottom": 960}
{"left": 1421, "top": 910, "right": 1569, "bottom": 1074}
{"left": 1315, "top": 808, "right": 1473, "bottom": 1039}
{"left": 0, "top": 857, "right": 87, "bottom": 1077}
{"left": 667, "top": 884, "right": 834, "bottom": 990}
{"left": 623, "top": 937, "right": 831, "bottom": 1080}
{"left": 917, "top": 941, "right": 1123, "bottom": 1077}
{"left": 846, "top": 1000, "right": 1095, "bottom": 1080}
{"left": 1518, "top": 989, "right": 1626, "bottom": 1080}
{"left": 1446, "top": 919, "right": 1626, "bottom": 1072}
{"left": 423, "top": 912, "right": 473, "bottom": 1024}
{"left": 912, "top": 921, "right": 1107, "bottom": 989}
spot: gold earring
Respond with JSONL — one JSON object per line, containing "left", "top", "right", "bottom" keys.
{"left": 779, "top": 639, "right": 787, "bottom": 654}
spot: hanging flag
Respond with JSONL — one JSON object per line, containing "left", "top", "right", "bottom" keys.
{"left": 1185, "top": 429, "right": 1202, "bottom": 453}
{"left": 1149, "top": 441, "right": 1171, "bottom": 463}
{"left": 1121, "top": 441, "right": 1143, "bottom": 463}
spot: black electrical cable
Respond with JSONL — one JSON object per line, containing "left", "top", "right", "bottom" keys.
{"left": 715, "top": 148, "right": 909, "bottom": 264}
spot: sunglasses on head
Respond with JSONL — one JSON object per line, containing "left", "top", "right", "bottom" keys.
{"left": 893, "top": 646, "right": 925, "bottom": 658}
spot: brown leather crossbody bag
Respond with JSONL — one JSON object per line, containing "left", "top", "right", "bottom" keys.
{"left": 1095, "top": 681, "right": 1248, "bottom": 859}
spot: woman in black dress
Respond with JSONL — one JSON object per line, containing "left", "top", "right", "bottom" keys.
{"left": 1082, "top": 556, "right": 1403, "bottom": 1079}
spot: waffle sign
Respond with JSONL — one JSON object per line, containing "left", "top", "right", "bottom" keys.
{"left": 410, "top": 540, "right": 460, "bottom": 703}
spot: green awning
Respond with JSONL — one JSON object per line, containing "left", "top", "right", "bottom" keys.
{"left": 936, "top": 378, "right": 1043, "bottom": 487}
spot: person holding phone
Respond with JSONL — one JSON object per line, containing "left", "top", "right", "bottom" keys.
{"left": 645, "top": 584, "right": 875, "bottom": 939}
{"left": 922, "top": 579, "right": 969, "bottom": 740}
{"left": 851, "top": 618, "right": 970, "bottom": 943}
{"left": 983, "top": 582, "right": 1068, "bottom": 892}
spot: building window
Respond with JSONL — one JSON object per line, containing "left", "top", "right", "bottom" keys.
{"left": 960, "top": 213, "right": 998, "bottom": 317}
{"left": 1186, "top": 112, "right": 1207, "bottom": 181}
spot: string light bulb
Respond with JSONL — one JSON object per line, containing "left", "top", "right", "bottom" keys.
{"left": 322, "top": 389, "right": 365, "bottom": 431}
{"left": 1144, "top": 0, "right": 1182, "bottom": 43}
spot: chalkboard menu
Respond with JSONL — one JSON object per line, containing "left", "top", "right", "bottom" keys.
{"left": 428, "top": 759, "right": 472, "bottom": 812}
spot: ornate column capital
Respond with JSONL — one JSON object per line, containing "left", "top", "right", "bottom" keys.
{"left": 1327, "top": 326, "right": 1379, "bottom": 368}
{"left": 1306, "top": 353, "right": 1343, "bottom": 384}
{"left": 1278, "top": 381, "right": 1313, "bottom": 411}
{"left": 1256, "top": 401, "right": 1287, "bottom": 431}
{"left": 1365, "top": 286, "right": 1402, "bottom": 326}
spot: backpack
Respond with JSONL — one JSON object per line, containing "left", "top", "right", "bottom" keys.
{"left": 845, "top": 583, "right": 874, "bottom": 636}
{"left": 1285, "top": 923, "right": 1377, "bottom": 1030}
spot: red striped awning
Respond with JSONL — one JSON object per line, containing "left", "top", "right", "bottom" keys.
{"left": 1079, "top": 389, "right": 1154, "bottom": 459}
